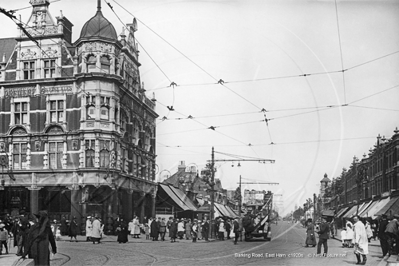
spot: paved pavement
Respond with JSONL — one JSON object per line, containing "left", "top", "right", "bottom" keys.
{"left": 0, "top": 222, "right": 390, "bottom": 266}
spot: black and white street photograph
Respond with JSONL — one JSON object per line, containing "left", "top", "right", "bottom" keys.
{"left": 0, "top": 0, "right": 398, "bottom": 265}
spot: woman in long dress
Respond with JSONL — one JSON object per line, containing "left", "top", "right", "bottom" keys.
{"left": 133, "top": 216, "right": 141, "bottom": 238}
{"left": 169, "top": 218, "right": 177, "bottom": 243}
{"left": 353, "top": 216, "right": 368, "bottom": 265}
{"left": 116, "top": 218, "right": 128, "bottom": 244}
{"left": 346, "top": 221, "right": 354, "bottom": 248}
{"left": 305, "top": 218, "right": 316, "bottom": 247}
{"left": 23, "top": 210, "right": 57, "bottom": 266}
{"left": 128, "top": 219, "right": 134, "bottom": 237}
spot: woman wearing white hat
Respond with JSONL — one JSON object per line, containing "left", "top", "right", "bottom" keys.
{"left": 85, "top": 216, "right": 92, "bottom": 242}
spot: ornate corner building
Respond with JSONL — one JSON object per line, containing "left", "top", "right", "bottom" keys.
{"left": 0, "top": 0, "right": 158, "bottom": 224}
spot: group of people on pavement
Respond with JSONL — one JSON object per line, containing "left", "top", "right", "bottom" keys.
{"left": 150, "top": 217, "right": 210, "bottom": 242}
{"left": 377, "top": 214, "right": 399, "bottom": 258}
{"left": 85, "top": 215, "right": 105, "bottom": 244}
{"left": 0, "top": 210, "right": 57, "bottom": 266}
{"left": 305, "top": 215, "right": 369, "bottom": 265}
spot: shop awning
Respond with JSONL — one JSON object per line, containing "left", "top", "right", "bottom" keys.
{"left": 169, "top": 185, "right": 198, "bottom": 210}
{"left": 358, "top": 201, "right": 372, "bottom": 215}
{"left": 322, "top": 209, "right": 335, "bottom": 217}
{"left": 336, "top": 207, "right": 349, "bottom": 218}
{"left": 224, "top": 205, "right": 238, "bottom": 218}
{"left": 214, "top": 202, "right": 231, "bottom": 218}
{"left": 375, "top": 197, "right": 399, "bottom": 217}
{"left": 159, "top": 184, "right": 197, "bottom": 211}
{"left": 367, "top": 197, "right": 391, "bottom": 218}
{"left": 386, "top": 198, "right": 399, "bottom": 218}
{"left": 359, "top": 200, "right": 378, "bottom": 218}
{"left": 343, "top": 205, "right": 358, "bottom": 218}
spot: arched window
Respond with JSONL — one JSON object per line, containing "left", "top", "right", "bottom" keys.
{"left": 87, "top": 55, "right": 96, "bottom": 73}
{"left": 120, "top": 110, "right": 128, "bottom": 131}
{"left": 100, "top": 149, "right": 110, "bottom": 168}
{"left": 85, "top": 140, "right": 95, "bottom": 167}
{"left": 86, "top": 95, "right": 96, "bottom": 120}
{"left": 99, "top": 140, "right": 110, "bottom": 168}
{"left": 100, "top": 56, "right": 110, "bottom": 73}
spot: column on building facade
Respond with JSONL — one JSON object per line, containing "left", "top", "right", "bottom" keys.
{"left": 70, "top": 189, "right": 81, "bottom": 227}
{"left": 126, "top": 189, "right": 133, "bottom": 221}
{"left": 30, "top": 189, "right": 39, "bottom": 216}
{"left": 139, "top": 191, "right": 145, "bottom": 222}
{"left": 151, "top": 192, "right": 156, "bottom": 218}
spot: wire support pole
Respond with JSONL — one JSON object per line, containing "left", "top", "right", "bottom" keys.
{"left": 210, "top": 146, "right": 215, "bottom": 239}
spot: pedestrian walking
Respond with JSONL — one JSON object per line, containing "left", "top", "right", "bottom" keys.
{"left": 159, "top": 218, "right": 167, "bottom": 241}
{"left": 91, "top": 216, "right": 102, "bottom": 244}
{"left": 225, "top": 219, "right": 232, "bottom": 239}
{"left": 346, "top": 221, "right": 355, "bottom": 248}
{"left": 16, "top": 212, "right": 30, "bottom": 256}
{"left": 218, "top": 219, "right": 226, "bottom": 241}
{"left": 233, "top": 217, "right": 240, "bottom": 245}
{"left": 385, "top": 214, "right": 399, "bottom": 255}
{"left": 191, "top": 220, "right": 198, "bottom": 242}
{"left": 316, "top": 216, "right": 330, "bottom": 256}
{"left": 305, "top": 218, "right": 316, "bottom": 247}
{"left": 365, "top": 219, "right": 373, "bottom": 243}
{"left": 371, "top": 220, "right": 377, "bottom": 241}
{"left": 202, "top": 217, "right": 209, "bottom": 241}
{"left": 60, "top": 216, "right": 68, "bottom": 236}
{"left": 150, "top": 217, "right": 159, "bottom": 241}
{"left": 144, "top": 223, "right": 150, "bottom": 240}
{"left": 185, "top": 219, "right": 192, "bottom": 240}
{"left": 85, "top": 216, "right": 92, "bottom": 242}
{"left": 0, "top": 222, "right": 9, "bottom": 255}
{"left": 22, "top": 210, "right": 57, "bottom": 266}
{"left": 353, "top": 215, "right": 369, "bottom": 265}
{"left": 166, "top": 217, "right": 173, "bottom": 236}
{"left": 148, "top": 217, "right": 153, "bottom": 237}
{"left": 177, "top": 219, "right": 185, "bottom": 240}
{"left": 68, "top": 216, "right": 79, "bottom": 242}
{"left": 169, "top": 218, "right": 177, "bottom": 243}
{"left": 133, "top": 216, "right": 141, "bottom": 238}
{"left": 197, "top": 220, "right": 202, "bottom": 240}
{"left": 378, "top": 214, "right": 389, "bottom": 258}
{"left": 128, "top": 219, "right": 134, "bottom": 237}
{"left": 116, "top": 218, "right": 128, "bottom": 244}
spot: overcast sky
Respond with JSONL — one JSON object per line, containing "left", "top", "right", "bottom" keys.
{"left": 1, "top": 0, "right": 399, "bottom": 215}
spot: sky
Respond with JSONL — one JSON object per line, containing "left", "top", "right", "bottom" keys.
{"left": 1, "top": 0, "right": 399, "bottom": 216}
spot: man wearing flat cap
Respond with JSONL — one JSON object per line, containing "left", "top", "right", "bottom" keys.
{"left": 316, "top": 216, "right": 330, "bottom": 256}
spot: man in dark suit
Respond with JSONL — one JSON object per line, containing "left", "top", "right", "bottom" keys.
{"left": 317, "top": 216, "right": 330, "bottom": 256}
{"left": 233, "top": 217, "right": 241, "bottom": 245}
{"left": 202, "top": 217, "right": 209, "bottom": 241}
{"left": 378, "top": 214, "right": 389, "bottom": 257}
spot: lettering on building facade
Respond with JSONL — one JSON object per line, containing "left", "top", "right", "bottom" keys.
{"left": 4, "top": 85, "right": 73, "bottom": 98}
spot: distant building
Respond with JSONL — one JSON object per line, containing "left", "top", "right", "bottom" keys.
{"left": 322, "top": 129, "right": 399, "bottom": 222}
{"left": 162, "top": 161, "right": 228, "bottom": 205}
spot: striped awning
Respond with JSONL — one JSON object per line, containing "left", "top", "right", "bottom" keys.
{"left": 375, "top": 197, "right": 399, "bottom": 217}
{"left": 336, "top": 207, "right": 349, "bottom": 218}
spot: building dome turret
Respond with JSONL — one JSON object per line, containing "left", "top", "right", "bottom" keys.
{"left": 77, "top": 0, "right": 117, "bottom": 43}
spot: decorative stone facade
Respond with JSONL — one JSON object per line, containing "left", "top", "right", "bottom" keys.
{"left": 0, "top": 0, "right": 158, "bottom": 226}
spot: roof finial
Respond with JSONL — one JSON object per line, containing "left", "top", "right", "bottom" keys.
{"left": 97, "top": 0, "right": 101, "bottom": 12}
